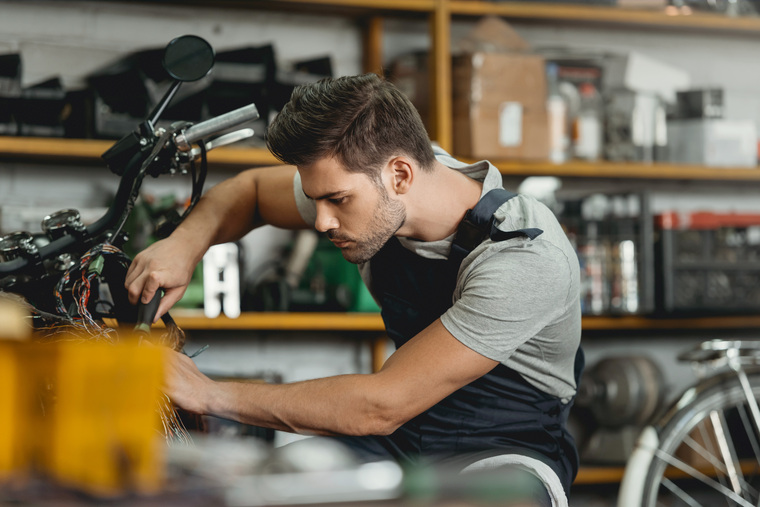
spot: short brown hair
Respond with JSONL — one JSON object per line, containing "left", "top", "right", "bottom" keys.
{"left": 266, "top": 74, "right": 435, "bottom": 181}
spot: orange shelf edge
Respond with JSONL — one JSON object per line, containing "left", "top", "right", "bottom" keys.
{"left": 4, "top": 137, "right": 760, "bottom": 181}
{"left": 160, "top": 311, "right": 760, "bottom": 332}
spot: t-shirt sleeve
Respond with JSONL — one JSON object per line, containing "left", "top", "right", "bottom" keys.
{"left": 439, "top": 242, "right": 573, "bottom": 363}
{"left": 293, "top": 170, "right": 316, "bottom": 226}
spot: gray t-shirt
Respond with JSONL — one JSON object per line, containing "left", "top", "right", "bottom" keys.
{"left": 293, "top": 148, "right": 581, "bottom": 402}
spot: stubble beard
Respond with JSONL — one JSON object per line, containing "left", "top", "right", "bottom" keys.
{"left": 329, "top": 190, "right": 406, "bottom": 265}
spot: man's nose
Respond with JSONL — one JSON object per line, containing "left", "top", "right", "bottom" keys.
{"left": 314, "top": 203, "right": 339, "bottom": 233}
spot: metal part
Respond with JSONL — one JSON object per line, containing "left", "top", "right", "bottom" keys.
{"left": 578, "top": 355, "right": 665, "bottom": 428}
{"left": 54, "top": 252, "right": 76, "bottom": 272}
{"left": 189, "top": 128, "right": 255, "bottom": 159}
{"left": 0, "top": 231, "right": 33, "bottom": 261}
{"left": 174, "top": 103, "right": 259, "bottom": 152}
{"left": 41, "top": 208, "right": 84, "bottom": 240}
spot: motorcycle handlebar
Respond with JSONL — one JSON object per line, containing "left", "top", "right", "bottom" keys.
{"left": 0, "top": 103, "right": 260, "bottom": 280}
{"left": 174, "top": 103, "right": 259, "bottom": 152}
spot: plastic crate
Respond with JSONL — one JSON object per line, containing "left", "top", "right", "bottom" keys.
{"left": 655, "top": 212, "right": 760, "bottom": 314}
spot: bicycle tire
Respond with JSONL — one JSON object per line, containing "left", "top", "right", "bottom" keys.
{"left": 637, "top": 369, "right": 760, "bottom": 507}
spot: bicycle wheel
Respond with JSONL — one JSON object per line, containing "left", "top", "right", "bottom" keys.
{"left": 638, "top": 370, "right": 760, "bottom": 506}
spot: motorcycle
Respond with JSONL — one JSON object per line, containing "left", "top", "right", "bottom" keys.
{"left": 0, "top": 35, "right": 259, "bottom": 335}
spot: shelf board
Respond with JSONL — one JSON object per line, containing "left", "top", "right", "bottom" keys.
{"left": 449, "top": 1, "right": 760, "bottom": 34}
{"left": 4, "top": 137, "right": 760, "bottom": 181}
{"left": 575, "top": 465, "right": 625, "bottom": 485}
{"left": 264, "top": 0, "right": 435, "bottom": 13}
{"left": 575, "top": 459, "right": 760, "bottom": 485}
{"left": 128, "top": 0, "right": 436, "bottom": 16}
{"left": 0, "top": 137, "right": 280, "bottom": 167}
{"left": 582, "top": 314, "right": 760, "bottom": 331}
{"left": 166, "top": 311, "right": 760, "bottom": 332}
{"left": 170, "top": 310, "right": 386, "bottom": 332}
{"left": 486, "top": 158, "right": 760, "bottom": 181}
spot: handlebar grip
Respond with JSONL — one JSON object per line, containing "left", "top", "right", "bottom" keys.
{"left": 175, "top": 104, "right": 260, "bottom": 151}
{"left": 134, "top": 290, "right": 162, "bottom": 334}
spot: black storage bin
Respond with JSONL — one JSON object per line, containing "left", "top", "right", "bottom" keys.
{"left": 87, "top": 46, "right": 208, "bottom": 139}
{"left": 0, "top": 53, "right": 22, "bottom": 135}
{"left": 655, "top": 211, "right": 760, "bottom": 314}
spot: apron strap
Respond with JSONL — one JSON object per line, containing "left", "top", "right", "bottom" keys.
{"left": 449, "top": 188, "right": 544, "bottom": 265}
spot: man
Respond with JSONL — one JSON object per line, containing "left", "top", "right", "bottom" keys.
{"left": 125, "top": 74, "right": 582, "bottom": 506}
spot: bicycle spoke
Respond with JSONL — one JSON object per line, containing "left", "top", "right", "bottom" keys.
{"left": 736, "top": 403, "right": 760, "bottom": 470}
{"left": 734, "top": 367, "right": 760, "bottom": 439}
{"left": 653, "top": 449, "right": 755, "bottom": 507}
{"left": 710, "top": 409, "right": 745, "bottom": 498}
{"left": 682, "top": 432, "right": 733, "bottom": 495}
{"left": 678, "top": 413, "right": 760, "bottom": 502}
{"left": 682, "top": 420, "right": 747, "bottom": 500}
{"left": 683, "top": 432, "right": 760, "bottom": 504}
{"left": 661, "top": 477, "right": 703, "bottom": 507}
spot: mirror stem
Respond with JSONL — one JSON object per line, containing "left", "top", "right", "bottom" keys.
{"left": 148, "top": 80, "right": 182, "bottom": 128}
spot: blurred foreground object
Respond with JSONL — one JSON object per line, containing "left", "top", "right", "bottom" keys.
{"left": 0, "top": 337, "right": 165, "bottom": 498}
{"left": 0, "top": 293, "right": 31, "bottom": 341}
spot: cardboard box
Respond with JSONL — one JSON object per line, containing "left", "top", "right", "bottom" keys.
{"left": 388, "top": 51, "right": 431, "bottom": 134}
{"left": 453, "top": 51, "right": 549, "bottom": 160}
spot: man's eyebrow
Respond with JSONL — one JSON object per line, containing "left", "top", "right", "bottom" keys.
{"left": 302, "top": 189, "right": 346, "bottom": 201}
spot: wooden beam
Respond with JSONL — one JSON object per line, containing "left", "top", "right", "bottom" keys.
{"left": 430, "top": 0, "right": 452, "bottom": 152}
{"left": 362, "top": 15, "right": 385, "bottom": 75}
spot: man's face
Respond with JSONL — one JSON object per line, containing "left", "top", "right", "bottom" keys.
{"left": 299, "top": 157, "right": 406, "bottom": 264}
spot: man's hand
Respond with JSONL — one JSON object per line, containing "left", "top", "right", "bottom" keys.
{"left": 161, "top": 348, "right": 215, "bottom": 414}
{"left": 124, "top": 165, "right": 307, "bottom": 322}
{"left": 125, "top": 232, "right": 202, "bottom": 321}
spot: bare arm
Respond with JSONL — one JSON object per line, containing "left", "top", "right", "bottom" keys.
{"left": 125, "top": 165, "right": 308, "bottom": 317}
{"left": 180, "top": 164, "right": 307, "bottom": 248}
{"left": 163, "top": 319, "right": 498, "bottom": 436}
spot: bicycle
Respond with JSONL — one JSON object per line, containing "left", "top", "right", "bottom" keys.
{"left": 618, "top": 338, "right": 760, "bottom": 506}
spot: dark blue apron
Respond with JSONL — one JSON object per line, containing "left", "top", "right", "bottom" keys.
{"left": 332, "top": 188, "right": 583, "bottom": 495}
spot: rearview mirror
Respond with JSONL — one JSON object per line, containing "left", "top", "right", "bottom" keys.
{"left": 163, "top": 35, "right": 214, "bottom": 82}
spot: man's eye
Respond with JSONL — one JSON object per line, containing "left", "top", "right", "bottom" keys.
{"left": 329, "top": 197, "right": 346, "bottom": 205}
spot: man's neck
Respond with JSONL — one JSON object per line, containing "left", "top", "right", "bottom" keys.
{"left": 397, "top": 161, "right": 483, "bottom": 242}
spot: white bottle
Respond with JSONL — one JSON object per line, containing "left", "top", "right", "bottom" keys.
{"left": 573, "top": 82, "right": 603, "bottom": 161}
{"left": 546, "top": 63, "right": 569, "bottom": 164}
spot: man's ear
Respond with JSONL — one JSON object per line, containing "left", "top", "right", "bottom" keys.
{"left": 387, "top": 156, "right": 413, "bottom": 195}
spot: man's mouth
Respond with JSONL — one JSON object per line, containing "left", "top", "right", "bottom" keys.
{"left": 331, "top": 239, "right": 351, "bottom": 248}
{"left": 328, "top": 231, "right": 352, "bottom": 248}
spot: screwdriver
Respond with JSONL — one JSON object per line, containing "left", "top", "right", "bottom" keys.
{"left": 134, "top": 290, "right": 162, "bottom": 335}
